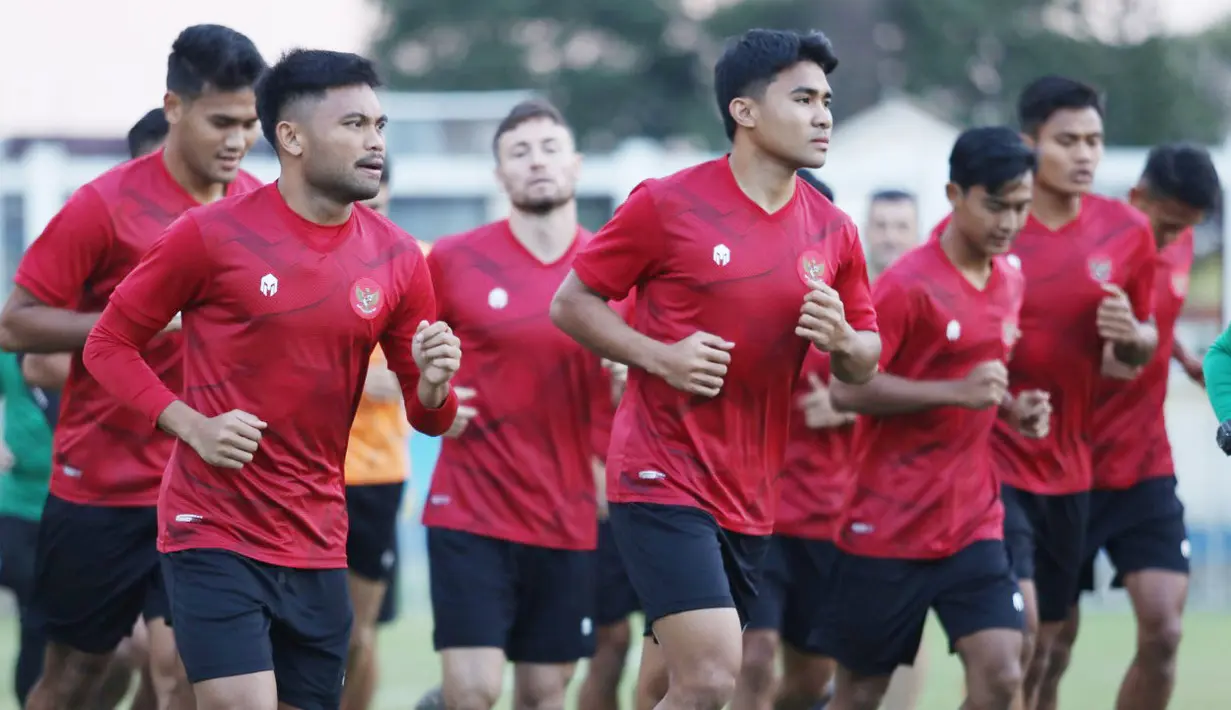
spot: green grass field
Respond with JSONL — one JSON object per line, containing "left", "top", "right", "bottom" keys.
{"left": 0, "top": 602, "right": 1223, "bottom": 708}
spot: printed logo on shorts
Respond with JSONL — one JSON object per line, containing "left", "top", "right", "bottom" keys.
{"left": 1181, "top": 539, "right": 1191, "bottom": 559}
{"left": 581, "top": 617, "right": 593, "bottom": 636}
{"left": 797, "top": 250, "right": 826, "bottom": 285}
{"left": 1088, "top": 256, "right": 1112, "bottom": 283}
{"left": 350, "top": 277, "right": 384, "bottom": 320}
{"left": 1012, "top": 592, "right": 1024, "bottom": 612}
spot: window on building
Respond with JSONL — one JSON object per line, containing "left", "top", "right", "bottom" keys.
{"left": 388, "top": 197, "right": 488, "bottom": 242}
{"left": 578, "top": 195, "right": 615, "bottom": 232}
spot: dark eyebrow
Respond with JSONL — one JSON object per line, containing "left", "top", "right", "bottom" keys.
{"left": 791, "top": 86, "right": 832, "bottom": 100}
{"left": 340, "top": 112, "right": 387, "bottom": 123}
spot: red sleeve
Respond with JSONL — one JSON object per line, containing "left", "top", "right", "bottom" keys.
{"left": 572, "top": 184, "right": 667, "bottom": 301}
{"left": 380, "top": 249, "right": 459, "bottom": 437}
{"left": 14, "top": 185, "right": 114, "bottom": 308}
{"left": 836, "top": 223, "right": 879, "bottom": 333}
{"left": 869, "top": 276, "right": 916, "bottom": 369}
{"left": 83, "top": 215, "right": 212, "bottom": 425}
{"left": 1124, "top": 226, "right": 1156, "bottom": 322}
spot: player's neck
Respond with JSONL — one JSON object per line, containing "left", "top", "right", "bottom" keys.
{"left": 507, "top": 203, "right": 579, "bottom": 264}
{"left": 728, "top": 143, "right": 797, "bottom": 214}
{"left": 939, "top": 224, "right": 992, "bottom": 289}
{"left": 276, "top": 172, "right": 353, "bottom": 226}
{"left": 1030, "top": 182, "right": 1083, "bottom": 231}
{"left": 162, "top": 140, "right": 226, "bottom": 204}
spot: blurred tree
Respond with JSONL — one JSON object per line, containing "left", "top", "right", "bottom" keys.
{"left": 368, "top": 0, "right": 888, "bottom": 150}
{"left": 885, "top": 0, "right": 1228, "bottom": 144}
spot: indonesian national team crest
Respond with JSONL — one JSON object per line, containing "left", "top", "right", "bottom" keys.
{"left": 1088, "top": 256, "right": 1112, "bottom": 283}
{"left": 350, "top": 277, "right": 384, "bottom": 320}
{"left": 797, "top": 250, "right": 827, "bottom": 285}
{"left": 1171, "top": 272, "right": 1189, "bottom": 298}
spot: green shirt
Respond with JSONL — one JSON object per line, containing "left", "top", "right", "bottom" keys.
{"left": 0, "top": 353, "right": 52, "bottom": 521}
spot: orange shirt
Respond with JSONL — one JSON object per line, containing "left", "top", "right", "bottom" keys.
{"left": 345, "top": 346, "right": 411, "bottom": 486}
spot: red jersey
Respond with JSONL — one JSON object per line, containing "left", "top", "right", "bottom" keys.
{"left": 1092, "top": 228, "right": 1192, "bottom": 489}
{"left": 773, "top": 350, "right": 854, "bottom": 541}
{"left": 83, "top": 185, "right": 458, "bottom": 568}
{"left": 992, "top": 195, "right": 1155, "bottom": 495}
{"left": 838, "top": 239, "right": 1025, "bottom": 559}
{"left": 571, "top": 158, "right": 878, "bottom": 536}
{"left": 15, "top": 150, "right": 260, "bottom": 507}
{"left": 421, "top": 221, "right": 605, "bottom": 550}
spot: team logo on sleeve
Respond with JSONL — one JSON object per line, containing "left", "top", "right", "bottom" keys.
{"left": 350, "top": 277, "right": 384, "bottom": 320}
{"left": 1088, "top": 256, "right": 1112, "bottom": 283}
{"left": 797, "top": 250, "right": 827, "bottom": 284}
{"left": 1171, "top": 273, "right": 1189, "bottom": 297}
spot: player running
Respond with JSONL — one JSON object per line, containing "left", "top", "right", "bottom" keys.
{"left": 128, "top": 108, "right": 171, "bottom": 159}
{"left": 82, "top": 49, "right": 461, "bottom": 710}
{"left": 551, "top": 28, "right": 881, "bottom": 710}
{"left": 1037, "top": 143, "right": 1221, "bottom": 710}
{"left": 0, "top": 24, "right": 266, "bottom": 710}
{"left": 995, "top": 76, "right": 1157, "bottom": 710}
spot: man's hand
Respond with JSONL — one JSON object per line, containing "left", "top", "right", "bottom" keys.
{"left": 957, "top": 361, "right": 1009, "bottom": 409}
{"left": 1101, "top": 341, "right": 1143, "bottom": 380}
{"left": 796, "top": 281, "right": 853, "bottom": 352}
{"left": 653, "top": 331, "right": 734, "bottom": 397}
{"left": 797, "top": 372, "right": 856, "bottom": 429}
{"left": 1097, "top": 284, "right": 1141, "bottom": 344}
{"left": 160, "top": 312, "right": 183, "bottom": 335}
{"left": 413, "top": 321, "right": 462, "bottom": 386}
{"left": 603, "top": 359, "right": 629, "bottom": 404}
{"left": 184, "top": 409, "right": 266, "bottom": 469}
{"left": 444, "top": 386, "right": 477, "bottom": 438}
{"left": 1006, "top": 389, "right": 1051, "bottom": 439}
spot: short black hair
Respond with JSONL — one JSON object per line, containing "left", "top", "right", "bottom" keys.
{"left": 714, "top": 29, "right": 839, "bottom": 141}
{"left": 166, "top": 24, "right": 267, "bottom": 98}
{"left": 127, "top": 108, "right": 169, "bottom": 159}
{"left": 1018, "top": 75, "right": 1104, "bottom": 136}
{"left": 797, "top": 170, "right": 834, "bottom": 201}
{"left": 492, "top": 98, "right": 568, "bottom": 157}
{"left": 256, "top": 49, "right": 382, "bottom": 151}
{"left": 949, "top": 126, "right": 1037, "bottom": 195}
{"left": 380, "top": 156, "right": 392, "bottom": 186}
{"left": 1142, "top": 142, "right": 1222, "bottom": 213}
{"left": 871, "top": 189, "right": 916, "bottom": 204}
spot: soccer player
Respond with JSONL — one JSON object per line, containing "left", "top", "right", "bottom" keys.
{"left": 551, "top": 28, "right": 881, "bottom": 710}
{"left": 863, "top": 190, "right": 919, "bottom": 279}
{"left": 996, "top": 76, "right": 1157, "bottom": 710}
{"left": 420, "top": 97, "right": 606, "bottom": 710}
{"left": 1038, "top": 144, "right": 1221, "bottom": 710}
{"left": 824, "top": 125, "right": 1046, "bottom": 710}
{"left": 82, "top": 48, "right": 461, "bottom": 710}
{"left": 0, "top": 24, "right": 266, "bottom": 710}
{"left": 128, "top": 108, "right": 171, "bottom": 159}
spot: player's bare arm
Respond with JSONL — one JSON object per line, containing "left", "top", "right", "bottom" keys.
{"left": 0, "top": 286, "right": 103, "bottom": 353}
{"left": 999, "top": 389, "right": 1051, "bottom": 439}
{"left": 795, "top": 280, "right": 879, "bottom": 384}
{"left": 797, "top": 371, "right": 855, "bottom": 428}
{"left": 551, "top": 272, "right": 734, "bottom": 397}
{"left": 20, "top": 353, "right": 71, "bottom": 391}
{"left": 362, "top": 357, "right": 403, "bottom": 402}
{"left": 411, "top": 320, "right": 461, "bottom": 409}
{"left": 831, "top": 360, "right": 1008, "bottom": 416}
{"left": 1172, "top": 338, "right": 1204, "bottom": 386}
{"left": 1098, "top": 282, "right": 1157, "bottom": 366}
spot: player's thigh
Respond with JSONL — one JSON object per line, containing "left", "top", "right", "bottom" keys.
{"left": 1031, "top": 492, "right": 1090, "bottom": 623}
{"left": 778, "top": 536, "right": 840, "bottom": 657}
{"left": 931, "top": 540, "right": 1025, "bottom": 658}
{"left": 595, "top": 519, "right": 641, "bottom": 628}
{"left": 160, "top": 550, "right": 275, "bottom": 685}
{"left": 743, "top": 535, "right": 789, "bottom": 636}
{"left": 268, "top": 566, "right": 352, "bottom": 710}
{"left": 507, "top": 542, "right": 596, "bottom": 664}
{"left": 427, "top": 527, "right": 517, "bottom": 651}
{"left": 816, "top": 549, "right": 932, "bottom": 678}
{"left": 36, "top": 496, "right": 160, "bottom": 654}
{"left": 1103, "top": 477, "right": 1190, "bottom": 582}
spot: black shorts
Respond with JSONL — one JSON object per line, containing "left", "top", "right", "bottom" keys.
{"left": 595, "top": 520, "right": 640, "bottom": 626}
{"left": 428, "top": 527, "right": 597, "bottom": 663}
{"left": 1001, "top": 485, "right": 1090, "bottom": 623}
{"left": 377, "top": 532, "right": 399, "bottom": 625}
{"left": 0, "top": 515, "right": 40, "bottom": 603}
{"left": 744, "top": 535, "right": 839, "bottom": 655}
{"left": 608, "top": 502, "right": 770, "bottom": 635}
{"left": 346, "top": 482, "right": 405, "bottom": 582}
{"left": 819, "top": 540, "right": 1024, "bottom": 676}
{"left": 162, "top": 549, "right": 351, "bottom": 710}
{"left": 1078, "top": 476, "right": 1189, "bottom": 596}
{"left": 34, "top": 495, "right": 168, "bottom": 653}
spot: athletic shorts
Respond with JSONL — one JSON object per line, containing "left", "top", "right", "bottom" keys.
{"left": 608, "top": 502, "right": 771, "bottom": 637}
{"left": 427, "top": 527, "right": 596, "bottom": 663}
{"left": 1078, "top": 476, "right": 1189, "bottom": 596}
{"left": 346, "top": 482, "right": 405, "bottom": 582}
{"left": 744, "top": 534, "right": 839, "bottom": 656}
{"left": 0, "top": 515, "right": 40, "bottom": 603}
{"left": 1001, "top": 484, "right": 1090, "bottom": 623}
{"left": 34, "top": 495, "right": 168, "bottom": 653}
{"left": 377, "top": 533, "right": 399, "bottom": 625}
{"left": 595, "top": 519, "right": 641, "bottom": 626}
{"left": 818, "top": 540, "right": 1024, "bottom": 676}
{"left": 162, "top": 549, "right": 351, "bottom": 710}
